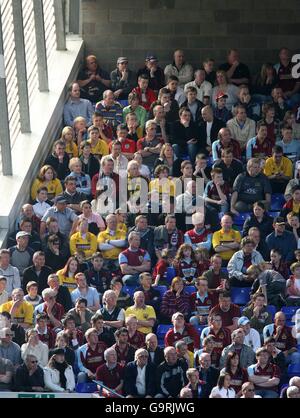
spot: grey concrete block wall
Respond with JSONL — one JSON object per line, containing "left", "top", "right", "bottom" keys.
{"left": 81, "top": 0, "right": 300, "bottom": 75}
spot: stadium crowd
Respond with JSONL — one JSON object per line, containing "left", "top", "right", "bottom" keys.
{"left": 1, "top": 47, "right": 300, "bottom": 398}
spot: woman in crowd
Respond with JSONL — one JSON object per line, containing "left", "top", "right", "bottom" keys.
{"left": 252, "top": 63, "right": 279, "bottom": 104}
{"left": 45, "top": 234, "right": 69, "bottom": 271}
{"left": 154, "top": 143, "right": 182, "bottom": 178}
{"left": 49, "top": 333, "right": 76, "bottom": 369}
{"left": 212, "top": 70, "right": 239, "bottom": 111}
{"left": 242, "top": 201, "right": 274, "bottom": 239}
{"left": 221, "top": 352, "right": 248, "bottom": 398}
{"left": 31, "top": 165, "right": 63, "bottom": 202}
{"left": 57, "top": 256, "right": 80, "bottom": 293}
{"left": 209, "top": 372, "right": 236, "bottom": 398}
{"left": 43, "top": 349, "right": 76, "bottom": 392}
{"left": 160, "top": 276, "right": 191, "bottom": 323}
{"left": 60, "top": 126, "right": 79, "bottom": 159}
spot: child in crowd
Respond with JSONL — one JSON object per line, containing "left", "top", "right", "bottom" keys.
{"left": 87, "top": 125, "right": 109, "bottom": 161}
{"left": 213, "top": 92, "right": 232, "bottom": 123}
{"left": 174, "top": 243, "right": 200, "bottom": 284}
{"left": 152, "top": 249, "right": 174, "bottom": 286}
{"left": 92, "top": 112, "right": 113, "bottom": 143}
{"left": 24, "top": 281, "right": 43, "bottom": 308}
{"left": 61, "top": 126, "right": 78, "bottom": 158}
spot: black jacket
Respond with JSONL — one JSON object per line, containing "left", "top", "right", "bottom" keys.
{"left": 14, "top": 364, "right": 45, "bottom": 392}
{"left": 147, "top": 347, "right": 165, "bottom": 368}
{"left": 242, "top": 213, "right": 274, "bottom": 240}
{"left": 198, "top": 117, "right": 226, "bottom": 150}
{"left": 49, "top": 346, "right": 75, "bottom": 368}
{"left": 45, "top": 153, "right": 70, "bottom": 180}
{"left": 22, "top": 265, "right": 53, "bottom": 294}
{"left": 170, "top": 120, "right": 200, "bottom": 148}
{"left": 180, "top": 99, "right": 204, "bottom": 124}
{"left": 198, "top": 366, "right": 220, "bottom": 398}
{"left": 55, "top": 285, "right": 73, "bottom": 312}
{"left": 123, "top": 361, "right": 157, "bottom": 397}
{"left": 156, "top": 359, "right": 188, "bottom": 398}
{"left": 80, "top": 154, "right": 100, "bottom": 180}
{"left": 154, "top": 157, "right": 182, "bottom": 178}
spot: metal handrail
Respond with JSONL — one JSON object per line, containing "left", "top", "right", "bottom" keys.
{"left": 93, "top": 380, "right": 125, "bottom": 398}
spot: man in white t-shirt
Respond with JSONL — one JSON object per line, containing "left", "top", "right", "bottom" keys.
{"left": 238, "top": 316, "right": 261, "bottom": 353}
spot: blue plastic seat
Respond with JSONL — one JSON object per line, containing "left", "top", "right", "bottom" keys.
{"left": 76, "top": 382, "right": 98, "bottom": 393}
{"left": 268, "top": 211, "right": 280, "bottom": 217}
{"left": 230, "top": 287, "right": 251, "bottom": 305}
{"left": 122, "top": 285, "right": 137, "bottom": 298}
{"left": 197, "top": 325, "right": 206, "bottom": 336}
{"left": 185, "top": 285, "right": 196, "bottom": 295}
{"left": 271, "top": 193, "right": 285, "bottom": 211}
{"left": 233, "top": 212, "right": 251, "bottom": 226}
{"left": 207, "top": 156, "right": 214, "bottom": 167}
{"left": 118, "top": 99, "right": 129, "bottom": 107}
{"left": 266, "top": 305, "right": 277, "bottom": 320}
{"left": 288, "top": 363, "right": 300, "bottom": 377}
{"left": 153, "top": 285, "right": 167, "bottom": 299}
{"left": 157, "top": 324, "right": 172, "bottom": 347}
{"left": 165, "top": 266, "right": 176, "bottom": 284}
{"left": 281, "top": 306, "right": 299, "bottom": 320}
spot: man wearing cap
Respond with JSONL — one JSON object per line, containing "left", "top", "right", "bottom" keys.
{"left": 266, "top": 216, "right": 297, "bottom": 262}
{"left": 8, "top": 231, "right": 34, "bottom": 278}
{"left": 110, "top": 57, "right": 136, "bottom": 100}
{"left": 213, "top": 92, "right": 232, "bottom": 123}
{"left": 238, "top": 316, "right": 261, "bottom": 353}
{"left": 164, "top": 50, "right": 193, "bottom": 88}
{"left": 137, "top": 55, "right": 165, "bottom": 93}
{"left": 184, "top": 69, "right": 212, "bottom": 103}
{"left": 40, "top": 195, "right": 78, "bottom": 238}
{"left": 184, "top": 212, "right": 212, "bottom": 252}
{"left": 8, "top": 218, "right": 42, "bottom": 252}
{"left": 198, "top": 106, "right": 226, "bottom": 155}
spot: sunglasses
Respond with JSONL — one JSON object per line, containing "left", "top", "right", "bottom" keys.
{"left": 30, "top": 360, "right": 38, "bottom": 364}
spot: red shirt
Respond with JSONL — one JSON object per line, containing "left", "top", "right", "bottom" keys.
{"left": 112, "top": 343, "right": 135, "bottom": 367}
{"left": 190, "top": 291, "right": 218, "bottom": 317}
{"left": 38, "top": 302, "right": 65, "bottom": 329}
{"left": 164, "top": 323, "right": 200, "bottom": 352}
{"left": 175, "top": 258, "right": 201, "bottom": 283}
{"left": 227, "top": 368, "right": 248, "bottom": 394}
{"left": 272, "top": 325, "right": 297, "bottom": 351}
{"left": 131, "top": 86, "right": 157, "bottom": 111}
{"left": 128, "top": 331, "right": 146, "bottom": 349}
{"left": 250, "top": 137, "right": 273, "bottom": 158}
{"left": 185, "top": 227, "right": 212, "bottom": 246}
{"left": 210, "top": 304, "right": 241, "bottom": 327}
{"left": 96, "top": 363, "right": 124, "bottom": 389}
{"left": 109, "top": 138, "right": 136, "bottom": 154}
{"left": 250, "top": 362, "right": 280, "bottom": 392}
{"left": 152, "top": 259, "right": 168, "bottom": 280}
{"left": 80, "top": 341, "right": 107, "bottom": 373}
{"left": 36, "top": 327, "right": 56, "bottom": 349}
{"left": 206, "top": 327, "right": 231, "bottom": 367}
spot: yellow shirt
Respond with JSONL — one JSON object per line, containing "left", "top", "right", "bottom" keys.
{"left": 212, "top": 228, "right": 241, "bottom": 261}
{"left": 87, "top": 139, "right": 109, "bottom": 159}
{"left": 125, "top": 305, "right": 156, "bottom": 334}
{"left": 70, "top": 232, "right": 97, "bottom": 259}
{"left": 149, "top": 178, "right": 175, "bottom": 197}
{"left": 117, "top": 222, "right": 127, "bottom": 234}
{"left": 31, "top": 178, "right": 63, "bottom": 201}
{"left": 97, "top": 228, "right": 126, "bottom": 260}
{"left": 264, "top": 156, "right": 293, "bottom": 178}
{"left": 0, "top": 300, "right": 34, "bottom": 326}
{"left": 57, "top": 270, "right": 77, "bottom": 293}
{"left": 65, "top": 141, "right": 78, "bottom": 158}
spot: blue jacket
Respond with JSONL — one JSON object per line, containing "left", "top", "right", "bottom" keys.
{"left": 123, "top": 361, "right": 156, "bottom": 397}
{"left": 266, "top": 230, "right": 297, "bottom": 262}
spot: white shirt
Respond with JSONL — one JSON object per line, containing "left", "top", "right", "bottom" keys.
{"left": 184, "top": 80, "right": 213, "bottom": 101}
{"left": 210, "top": 386, "right": 236, "bottom": 398}
{"left": 244, "top": 328, "right": 261, "bottom": 353}
{"left": 206, "top": 121, "right": 213, "bottom": 146}
{"left": 33, "top": 200, "right": 51, "bottom": 219}
{"left": 136, "top": 364, "right": 146, "bottom": 395}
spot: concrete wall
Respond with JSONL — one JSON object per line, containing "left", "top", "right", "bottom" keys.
{"left": 81, "top": 0, "right": 300, "bottom": 75}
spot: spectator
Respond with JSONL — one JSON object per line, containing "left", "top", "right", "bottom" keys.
{"left": 77, "top": 54, "right": 111, "bottom": 103}
{"left": 246, "top": 122, "right": 272, "bottom": 160}
{"left": 227, "top": 237, "right": 264, "bottom": 287}
{"left": 197, "top": 352, "right": 219, "bottom": 398}
{"left": 0, "top": 327, "right": 22, "bottom": 369}
{"left": 213, "top": 92, "right": 233, "bottom": 123}
{"left": 68, "top": 297, "right": 94, "bottom": 334}
{"left": 184, "top": 212, "right": 212, "bottom": 253}
{"left": 22, "top": 251, "right": 52, "bottom": 295}
{"left": 59, "top": 315, "right": 84, "bottom": 351}
{"left": 252, "top": 62, "right": 278, "bottom": 104}
{"left": 24, "top": 281, "right": 43, "bottom": 308}
{"left": 175, "top": 340, "right": 194, "bottom": 368}
{"left": 274, "top": 47, "right": 300, "bottom": 107}
{"left": 9, "top": 231, "right": 34, "bottom": 278}
{"left": 95, "top": 347, "right": 124, "bottom": 396}
{"left": 125, "top": 291, "right": 156, "bottom": 335}
{"left": 278, "top": 125, "right": 300, "bottom": 164}
{"left": 123, "top": 348, "right": 156, "bottom": 398}
{"left": 209, "top": 372, "right": 236, "bottom": 398}
{"left": 46, "top": 274, "right": 72, "bottom": 313}
{"left": 264, "top": 337, "right": 287, "bottom": 378}
{"left": 264, "top": 145, "right": 293, "bottom": 194}
{"left": 90, "top": 313, "right": 115, "bottom": 347}
{"left": 131, "top": 74, "right": 157, "bottom": 112}
{"left": 271, "top": 87, "right": 289, "bottom": 121}
{"left": 281, "top": 185, "right": 300, "bottom": 222}
{"left": 204, "top": 167, "right": 230, "bottom": 219}
{"left": 34, "top": 312, "right": 56, "bottom": 349}
{"left": 150, "top": 87, "right": 180, "bottom": 124}
{"left": 193, "top": 153, "right": 212, "bottom": 185}
{"left": 212, "top": 214, "right": 241, "bottom": 264}
{"left": 283, "top": 110, "right": 300, "bottom": 140}
{"left": 156, "top": 346, "right": 188, "bottom": 398}
{"left": 135, "top": 272, "right": 160, "bottom": 314}
{"left": 70, "top": 273, "right": 100, "bottom": 312}
{"left": 123, "top": 92, "right": 147, "bottom": 129}
{"left": 165, "top": 311, "right": 200, "bottom": 353}
{"left": 137, "top": 54, "right": 165, "bottom": 93}
{"left": 14, "top": 354, "right": 44, "bottom": 392}
{"left": 57, "top": 256, "right": 79, "bottom": 293}
{"left": 77, "top": 327, "right": 107, "bottom": 383}
{"left": 260, "top": 102, "right": 281, "bottom": 144}
{"left": 190, "top": 277, "right": 218, "bottom": 328}
{"left": 266, "top": 216, "right": 297, "bottom": 263}
{"left": 145, "top": 333, "right": 164, "bottom": 367}
{"left": 21, "top": 328, "right": 48, "bottom": 368}
{"left": 125, "top": 315, "right": 145, "bottom": 350}
{"left": 270, "top": 248, "right": 289, "bottom": 281}
{"left": 63, "top": 81, "right": 93, "bottom": 127}
{"left": 235, "top": 85, "right": 261, "bottom": 122}
{"left": 213, "top": 150, "right": 243, "bottom": 190}
{"left": 32, "top": 187, "right": 52, "bottom": 220}
{"left": 203, "top": 58, "right": 216, "bottom": 85}
{"left": 211, "top": 127, "right": 242, "bottom": 162}
{"left": 44, "top": 349, "right": 75, "bottom": 392}
{"left": 160, "top": 277, "right": 190, "bottom": 323}
{"left": 110, "top": 57, "right": 136, "bottom": 100}
{"left": 243, "top": 293, "right": 272, "bottom": 336}
{"left": 210, "top": 291, "right": 240, "bottom": 332}
{"left": 31, "top": 165, "right": 63, "bottom": 202}
{"left": 181, "top": 86, "right": 204, "bottom": 125}
{"left": 8, "top": 218, "right": 42, "bottom": 253}
{"left": 119, "top": 231, "right": 151, "bottom": 287}
{"left": 220, "top": 328, "right": 255, "bottom": 369}
{"left": 227, "top": 105, "right": 256, "bottom": 151}
{"left": 137, "top": 120, "right": 162, "bottom": 168}
{"left": 221, "top": 351, "right": 249, "bottom": 397}
{"left": 247, "top": 347, "right": 280, "bottom": 398}
{"left": 0, "top": 288, "right": 33, "bottom": 329}
{"left": 238, "top": 316, "right": 261, "bottom": 353}
{"left": 199, "top": 106, "right": 226, "bottom": 155}
{"left": 286, "top": 261, "right": 300, "bottom": 305}
{"left": 164, "top": 50, "right": 193, "bottom": 87}
{"left": 79, "top": 141, "right": 100, "bottom": 180}
{"left": 154, "top": 215, "right": 184, "bottom": 259}
{"left": 110, "top": 277, "right": 131, "bottom": 310}
{"left": 0, "top": 249, "right": 21, "bottom": 296}
{"left": 35, "top": 288, "right": 64, "bottom": 330}
{"left": 95, "top": 90, "right": 123, "bottom": 132}
{"left": 86, "top": 126, "right": 109, "bottom": 162}
{"left": 263, "top": 311, "right": 300, "bottom": 365}
{"left": 112, "top": 327, "right": 135, "bottom": 367}
{"left": 69, "top": 218, "right": 97, "bottom": 260}
{"left": 184, "top": 68, "right": 212, "bottom": 102}
{"left": 231, "top": 158, "right": 271, "bottom": 214}
{"left": 203, "top": 254, "right": 229, "bottom": 292}
{"left": 219, "top": 49, "right": 250, "bottom": 86}
{"left": 240, "top": 381, "right": 262, "bottom": 398}
{"left": 242, "top": 201, "right": 274, "bottom": 240}
{"left": 212, "top": 70, "right": 239, "bottom": 111}
{"left": 99, "top": 289, "right": 125, "bottom": 331}
{"left": 0, "top": 276, "right": 8, "bottom": 306}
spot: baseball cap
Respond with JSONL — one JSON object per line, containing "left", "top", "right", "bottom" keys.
{"left": 117, "top": 57, "right": 128, "bottom": 64}
{"left": 274, "top": 216, "right": 286, "bottom": 225}
{"left": 146, "top": 54, "right": 158, "bottom": 62}
{"left": 16, "top": 231, "right": 31, "bottom": 239}
{"left": 55, "top": 195, "right": 67, "bottom": 204}
{"left": 172, "top": 312, "right": 184, "bottom": 320}
{"left": 216, "top": 92, "right": 228, "bottom": 101}
{"left": 238, "top": 316, "right": 250, "bottom": 327}
{"left": 51, "top": 348, "right": 65, "bottom": 356}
